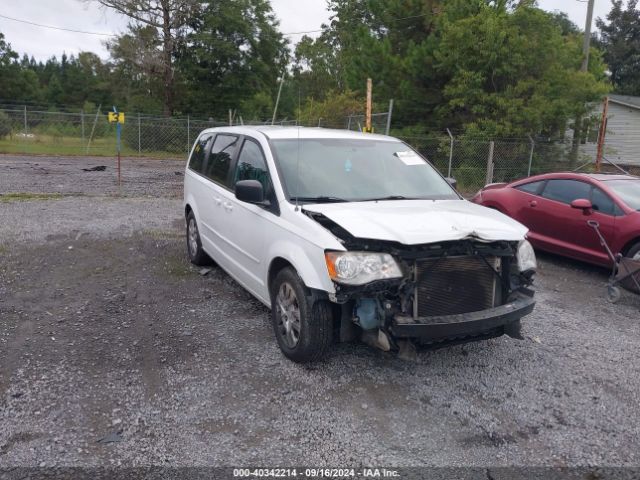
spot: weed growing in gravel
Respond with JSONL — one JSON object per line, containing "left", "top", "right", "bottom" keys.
{"left": 0, "top": 193, "right": 63, "bottom": 203}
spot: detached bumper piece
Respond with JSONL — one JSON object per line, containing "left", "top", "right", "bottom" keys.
{"left": 391, "top": 291, "right": 535, "bottom": 340}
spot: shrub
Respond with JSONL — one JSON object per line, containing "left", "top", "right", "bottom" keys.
{"left": 0, "top": 111, "right": 11, "bottom": 139}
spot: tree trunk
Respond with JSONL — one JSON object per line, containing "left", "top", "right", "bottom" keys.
{"left": 569, "top": 115, "right": 583, "bottom": 169}
{"left": 162, "top": 0, "right": 173, "bottom": 117}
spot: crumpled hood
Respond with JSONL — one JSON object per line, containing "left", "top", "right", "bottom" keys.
{"left": 303, "top": 199, "right": 528, "bottom": 245}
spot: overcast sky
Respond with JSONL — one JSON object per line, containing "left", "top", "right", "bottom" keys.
{"left": 0, "top": 0, "right": 616, "bottom": 62}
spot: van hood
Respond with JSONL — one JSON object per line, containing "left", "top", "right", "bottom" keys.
{"left": 303, "top": 199, "right": 528, "bottom": 245}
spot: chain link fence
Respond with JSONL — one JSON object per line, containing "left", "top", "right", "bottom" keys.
{"left": 396, "top": 133, "right": 597, "bottom": 195}
{"left": 0, "top": 105, "right": 601, "bottom": 195}
{"left": 0, "top": 107, "right": 226, "bottom": 158}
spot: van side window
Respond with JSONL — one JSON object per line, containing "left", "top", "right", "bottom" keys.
{"left": 203, "top": 134, "right": 238, "bottom": 185}
{"left": 234, "top": 139, "right": 271, "bottom": 192}
{"left": 189, "top": 134, "right": 213, "bottom": 173}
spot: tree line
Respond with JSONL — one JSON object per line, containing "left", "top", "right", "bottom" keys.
{"left": 0, "top": 0, "right": 638, "bottom": 139}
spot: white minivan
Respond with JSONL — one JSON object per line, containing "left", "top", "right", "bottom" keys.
{"left": 183, "top": 127, "right": 536, "bottom": 362}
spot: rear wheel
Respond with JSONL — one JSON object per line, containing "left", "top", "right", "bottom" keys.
{"left": 186, "top": 211, "right": 210, "bottom": 266}
{"left": 270, "top": 267, "right": 333, "bottom": 363}
{"left": 626, "top": 242, "right": 640, "bottom": 261}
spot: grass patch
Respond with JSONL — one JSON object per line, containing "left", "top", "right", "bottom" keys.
{"left": 0, "top": 134, "right": 187, "bottom": 160}
{"left": 0, "top": 192, "right": 64, "bottom": 203}
{"left": 141, "top": 229, "right": 182, "bottom": 240}
{"left": 163, "top": 254, "right": 192, "bottom": 278}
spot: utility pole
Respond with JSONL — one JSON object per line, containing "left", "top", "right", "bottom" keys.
{"left": 364, "top": 78, "right": 373, "bottom": 133}
{"left": 570, "top": 0, "right": 596, "bottom": 167}
{"left": 272, "top": 75, "right": 285, "bottom": 125}
{"left": 581, "top": 0, "right": 596, "bottom": 73}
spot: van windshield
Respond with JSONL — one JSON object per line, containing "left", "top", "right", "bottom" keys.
{"left": 271, "top": 138, "right": 458, "bottom": 203}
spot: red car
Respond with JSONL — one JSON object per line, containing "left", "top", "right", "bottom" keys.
{"left": 472, "top": 173, "right": 640, "bottom": 267}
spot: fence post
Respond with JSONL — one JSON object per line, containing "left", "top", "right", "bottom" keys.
{"left": 446, "top": 128, "right": 454, "bottom": 178}
{"left": 527, "top": 135, "right": 535, "bottom": 177}
{"left": 86, "top": 104, "right": 101, "bottom": 154}
{"left": 486, "top": 141, "right": 495, "bottom": 185}
{"left": 385, "top": 99, "right": 394, "bottom": 136}
{"left": 81, "top": 110, "right": 85, "bottom": 154}
{"left": 138, "top": 113, "right": 141, "bottom": 155}
{"left": 23, "top": 106, "right": 28, "bottom": 154}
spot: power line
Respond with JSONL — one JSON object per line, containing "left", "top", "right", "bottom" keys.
{"left": 0, "top": 13, "right": 117, "bottom": 36}
{"left": 0, "top": 10, "right": 432, "bottom": 39}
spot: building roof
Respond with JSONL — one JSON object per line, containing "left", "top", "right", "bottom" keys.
{"left": 609, "top": 94, "right": 640, "bottom": 110}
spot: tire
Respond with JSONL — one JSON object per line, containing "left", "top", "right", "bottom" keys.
{"left": 607, "top": 285, "right": 622, "bottom": 304}
{"left": 186, "top": 211, "right": 210, "bottom": 266}
{"left": 270, "top": 267, "right": 333, "bottom": 363}
{"left": 626, "top": 242, "right": 640, "bottom": 261}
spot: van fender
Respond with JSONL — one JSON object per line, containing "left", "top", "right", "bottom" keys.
{"left": 266, "top": 240, "right": 336, "bottom": 296}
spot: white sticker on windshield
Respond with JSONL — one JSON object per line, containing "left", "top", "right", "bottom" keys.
{"left": 395, "top": 151, "right": 425, "bottom": 166}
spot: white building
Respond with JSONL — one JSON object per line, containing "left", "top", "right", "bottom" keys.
{"left": 599, "top": 94, "right": 640, "bottom": 167}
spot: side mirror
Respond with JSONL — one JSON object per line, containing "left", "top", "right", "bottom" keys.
{"left": 445, "top": 177, "right": 458, "bottom": 190}
{"left": 570, "top": 198, "right": 592, "bottom": 215}
{"left": 235, "top": 180, "right": 264, "bottom": 204}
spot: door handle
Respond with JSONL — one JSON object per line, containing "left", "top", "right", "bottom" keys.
{"left": 223, "top": 202, "right": 233, "bottom": 212}
{"left": 529, "top": 200, "right": 537, "bottom": 207}
{"left": 215, "top": 197, "right": 222, "bottom": 206}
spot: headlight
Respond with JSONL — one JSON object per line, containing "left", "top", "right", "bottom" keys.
{"left": 517, "top": 240, "right": 537, "bottom": 272}
{"left": 325, "top": 251, "right": 402, "bottom": 285}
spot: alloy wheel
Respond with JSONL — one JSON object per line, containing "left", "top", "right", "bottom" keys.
{"left": 276, "top": 282, "right": 301, "bottom": 348}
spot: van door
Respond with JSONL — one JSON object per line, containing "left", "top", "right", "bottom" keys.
{"left": 184, "top": 132, "right": 215, "bottom": 246}
{"left": 215, "top": 137, "right": 278, "bottom": 300}
{"left": 197, "top": 134, "right": 240, "bottom": 272}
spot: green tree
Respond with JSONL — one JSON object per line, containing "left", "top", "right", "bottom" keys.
{"left": 106, "top": 25, "right": 165, "bottom": 112}
{"left": 176, "top": 0, "right": 289, "bottom": 118}
{"left": 0, "top": 32, "right": 42, "bottom": 103}
{"left": 306, "top": 0, "right": 608, "bottom": 137}
{"left": 292, "top": 34, "right": 342, "bottom": 101}
{"left": 596, "top": 0, "right": 640, "bottom": 95}
{"left": 435, "top": 3, "right": 609, "bottom": 137}
{"left": 91, "top": 0, "right": 199, "bottom": 115}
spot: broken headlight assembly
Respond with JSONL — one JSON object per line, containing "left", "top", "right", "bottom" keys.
{"left": 325, "top": 251, "right": 403, "bottom": 285}
{"left": 517, "top": 240, "right": 537, "bottom": 272}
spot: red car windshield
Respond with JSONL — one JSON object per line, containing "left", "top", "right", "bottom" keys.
{"left": 605, "top": 179, "right": 640, "bottom": 211}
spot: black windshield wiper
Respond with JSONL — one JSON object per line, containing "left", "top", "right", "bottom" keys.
{"left": 291, "top": 196, "right": 349, "bottom": 204}
{"left": 361, "top": 195, "right": 419, "bottom": 201}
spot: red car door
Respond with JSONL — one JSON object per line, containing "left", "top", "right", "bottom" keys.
{"left": 530, "top": 179, "right": 594, "bottom": 258}
{"left": 506, "top": 180, "right": 548, "bottom": 239}
{"left": 568, "top": 186, "right": 618, "bottom": 266}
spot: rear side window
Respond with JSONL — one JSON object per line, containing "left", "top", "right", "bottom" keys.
{"left": 234, "top": 140, "right": 271, "bottom": 192}
{"left": 203, "top": 134, "right": 239, "bottom": 185}
{"left": 189, "top": 134, "right": 213, "bottom": 173}
{"left": 591, "top": 187, "right": 616, "bottom": 215}
{"left": 541, "top": 180, "right": 591, "bottom": 204}
{"left": 515, "top": 181, "right": 544, "bottom": 195}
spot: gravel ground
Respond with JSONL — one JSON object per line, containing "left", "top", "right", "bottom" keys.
{"left": 1, "top": 156, "right": 639, "bottom": 471}
{"left": 0, "top": 154, "right": 185, "bottom": 198}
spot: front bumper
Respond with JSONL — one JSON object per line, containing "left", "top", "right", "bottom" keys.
{"left": 390, "top": 290, "right": 535, "bottom": 340}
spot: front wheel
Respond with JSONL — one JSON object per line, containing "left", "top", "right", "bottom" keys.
{"left": 270, "top": 267, "right": 333, "bottom": 363}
